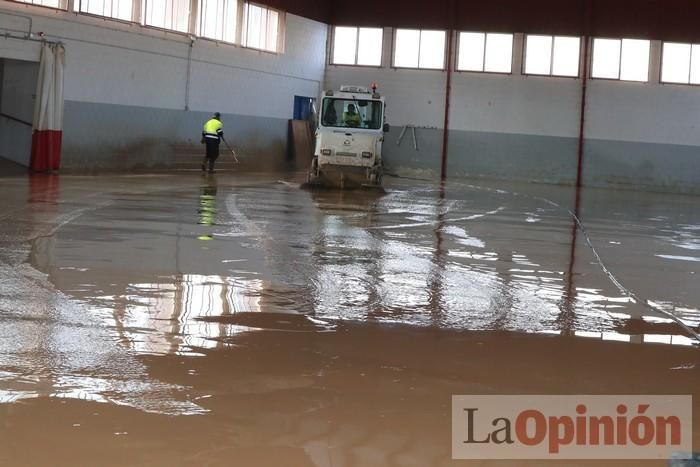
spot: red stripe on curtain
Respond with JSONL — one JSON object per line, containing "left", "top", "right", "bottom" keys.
{"left": 30, "top": 130, "right": 63, "bottom": 172}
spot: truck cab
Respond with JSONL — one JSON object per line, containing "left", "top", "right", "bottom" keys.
{"left": 308, "top": 85, "right": 388, "bottom": 189}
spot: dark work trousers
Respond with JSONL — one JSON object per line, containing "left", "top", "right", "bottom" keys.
{"left": 202, "top": 138, "right": 220, "bottom": 171}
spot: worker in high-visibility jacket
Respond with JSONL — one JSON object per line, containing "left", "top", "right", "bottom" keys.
{"left": 343, "top": 104, "right": 361, "bottom": 127}
{"left": 201, "top": 112, "right": 224, "bottom": 172}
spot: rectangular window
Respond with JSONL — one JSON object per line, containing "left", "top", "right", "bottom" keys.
{"left": 75, "top": 0, "right": 133, "bottom": 21}
{"left": 592, "top": 38, "right": 650, "bottom": 82}
{"left": 242, "top": 2, "right": 282, "bottom": 52}
{"left": 332, "top": 27, "right": 383, "bottom": 66}
{"left": 198, "top": 0, "right": 237, "bottom": 43}
{"left": 661, "top": 42, "right": 700, "bottom": 85}
{"left": 457, "top": 32, "right": 513, "bottom": 73}
{"left": 143, "top": 0, "right": 191, "bottom": 33}
{"left": 14, "top": 0, "right": 67, "bottom": 9}
{"left": 524, "top": 35, "right": 580, "bottom": 77}
{"left": 394, "top": 29, "right": 446, "bottom": 69}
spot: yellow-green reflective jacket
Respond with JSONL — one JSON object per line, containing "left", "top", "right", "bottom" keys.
{"left": 203, "top": 118, "right": 223, "bottom": 140}
{"left": 343, "top": 112, "right": 361, "bottom": 127}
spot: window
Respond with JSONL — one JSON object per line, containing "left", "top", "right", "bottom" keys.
{"left": 198, "top": 0, "right": 237, "bottom": 42}
{"left": 321, "top": 98, "right": 383, "bottom": 130}
{"left": 143, "top": 0, "right": 191, "bottom": 32}
{"left": 75, "top": 0, "right": 133, "bottom": 21}
{"left": 592, "top": 38, "right": 650, "bottom": 82}
{"left": 524, "top": 35, "right": 580, "bottom": 77}
{"left": 661, "top": 42, "right": 700, "bottom": 85}
{"left": 242, "top": 2, "right": 282, "bottom": 52}
{"left": 332, "top": 27, "right": 383, "bottom": 66}
{"left": 457, "top": 32, "right": 513, "bottom": 73}
{"left": 14, "top": 0, "right": 67, "bottom": 9}
{"left": 394, "top": 29, "right": 446, "bottom": 69}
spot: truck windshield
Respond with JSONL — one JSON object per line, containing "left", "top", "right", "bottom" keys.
{"left": 321, "top": 98, "right": 383, "bottom": 130}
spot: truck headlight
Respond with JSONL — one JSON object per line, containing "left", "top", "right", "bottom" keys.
{"left": 361, "top": 152, "right": 373, "bottom": 158}
{"left": 321, "top": 149, "right": 332, "bottom": 156}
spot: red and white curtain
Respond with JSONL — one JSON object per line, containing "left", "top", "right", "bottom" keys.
{"left": 30, "top": 42, "right": 65, "bottom": 172}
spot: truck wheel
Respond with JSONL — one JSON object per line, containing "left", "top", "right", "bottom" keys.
{"left": 370, "top": 164, "right": 383, "bottom": 185}
{"left": 308, "top": 157, "right": 319, "bottom": 183}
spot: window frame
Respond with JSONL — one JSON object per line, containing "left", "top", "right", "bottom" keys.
{"left": 241, "top": 1, "right": 285, "bottom": 54}
{"left": 455, "top": 31, "right": 514, "bottom": 75}
{"left": 7, "top": 0, "right": 69, "bottom": 11}
{"left": 660, "top": 41, "right": 700, "bottom": 87}
{"left": 73, "top": 0, "right": 138, "bottom": 24}
{"left": 195, "top": 0, "right": 239, "bottom": 45}
{"left": 591, "top": 37, "right": 651, "bottom": 82}
{"left": 522, "top": 34, "right": 581, "bottom": 79}
{"left": 330, "top": 26, "right": 384, "bottom": 68}
{"left": 392, "top": 28, "right": 447, "bottom": 71}
{"left": 7, "top": 0, "right": 291, "bottom": 52}
{"left": 141, "top": 0, "right": 193, "bottom": 35}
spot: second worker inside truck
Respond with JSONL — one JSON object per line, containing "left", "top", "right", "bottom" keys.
{"left": 343, "top": 104, "right": 361, "bottom": 127}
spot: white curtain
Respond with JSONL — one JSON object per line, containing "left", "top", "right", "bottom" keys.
{"left": 30, "top": 42, "right": 65, "bottom": 171}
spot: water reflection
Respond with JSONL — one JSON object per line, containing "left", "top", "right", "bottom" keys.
{"left": 1, "top": 174, "right": 698, "bottom": 415}
{"left": 428, "top": 184, "right": 446, "bottom": 323}
{"left": 556, "top": 180, "right": 582, "bottom": 336}
{"left": 12, "top": 177, "right": 700, "bottom": 371}
{"left": 197, "top": 176, "right": 217, "bottom": 240}
{"left": 116, "top": 274, "right": 263, "bottom": 356}
{"left": 0, "top": 258, "right": 206, "bottom": 412}
{"left": 302, "top": 181, "right": 698, "bottom": 345}
{"left": 573, "top": 330, "right": 695, "bottom": 347}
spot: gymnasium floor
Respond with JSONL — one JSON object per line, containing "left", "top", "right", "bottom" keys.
{"left": 0, "top": 171, "right": 698, "bottom": 466}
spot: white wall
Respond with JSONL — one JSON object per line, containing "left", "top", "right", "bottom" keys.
{"left": 586, "top": 80, "right": 700, "bottom": 146}
{"left": 325, "top": 31, "right": 581, "bottom": 137}
{"left": 0, "top": 2, "right": 328, "bottom": 168}
{"left": 326, "top": 30, "right": 700, "bottom": 192}
{"left": 326, "top": 66, "right": 582, "bottom": 136}
{"left": 449, "top": 73, "right": 580, "bottom": 138}
{"left": 0, "top": 5, "right": 327, "bottom": 116}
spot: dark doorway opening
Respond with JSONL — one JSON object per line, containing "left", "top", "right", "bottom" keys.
{"left": 0, "top": 58, "right": 38, "bottom": 168}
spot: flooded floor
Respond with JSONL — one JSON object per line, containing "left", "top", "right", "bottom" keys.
{"left": 0, "top": 171, "right": 698, "bottom": 466}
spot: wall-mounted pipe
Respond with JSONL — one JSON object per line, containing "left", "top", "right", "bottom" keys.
{"left": 440, "top": 0, "right": 456, "bottom": 181}
{"left": 184, "top": 37, "right": 195, "bottom": 111}
{"left": 0, "top": 9, "right": 32, "bottom": 39}
{"left": 1, "top": 31, "right": 62, "bottom": 46}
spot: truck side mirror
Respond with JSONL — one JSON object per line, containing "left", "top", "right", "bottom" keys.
{"left": 383, "top": 123, "right": 390, "bottom": 133}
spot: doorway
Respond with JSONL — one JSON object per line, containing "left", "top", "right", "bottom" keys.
{"left": 0, "top": 58, "right": 38, "bottom": 168}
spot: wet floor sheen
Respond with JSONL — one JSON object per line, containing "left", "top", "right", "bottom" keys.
{"left": 0, "top": 172, "right": 698, "bottom": 466}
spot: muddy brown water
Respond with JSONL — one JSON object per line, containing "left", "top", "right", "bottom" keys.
{"left": 0, "top": 172, "right": 698, "bottom": 466}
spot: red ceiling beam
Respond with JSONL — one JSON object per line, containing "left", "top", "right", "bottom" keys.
{"left": 591, "top": 0, "right": 700, "bottom": 42}
{"left": 257, "top": 0, "right": 332, "bottom": 24}
{"left": 331, "top": 0, "right": 449, "bottom": 29}
{"left": 262, "top": 0, "right": 700, "bottom": 44}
